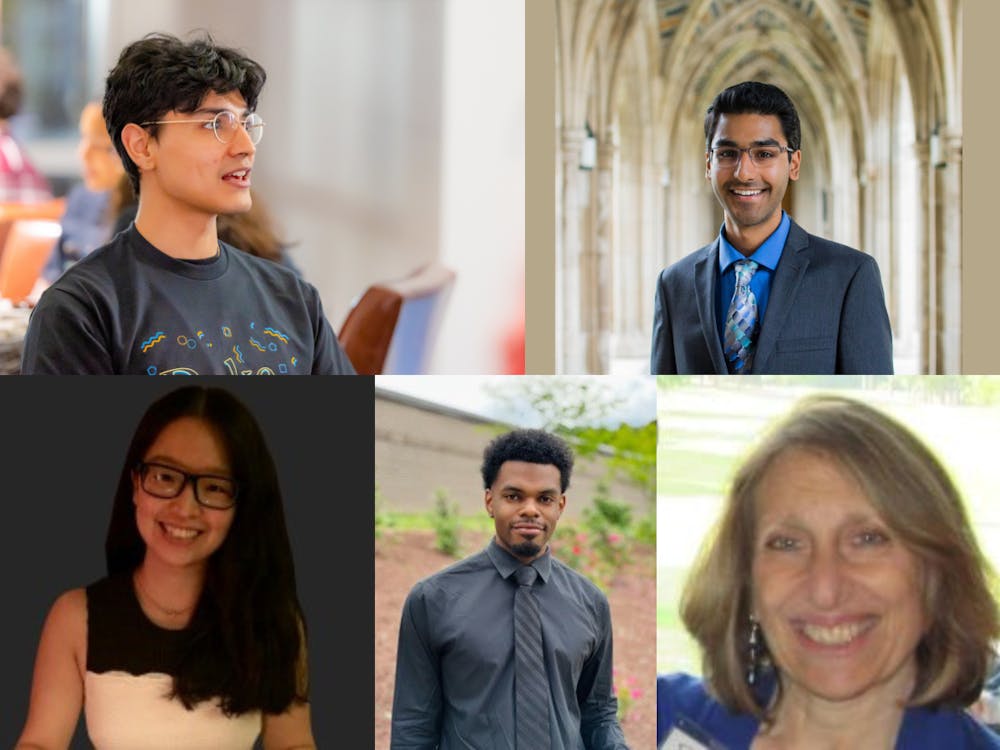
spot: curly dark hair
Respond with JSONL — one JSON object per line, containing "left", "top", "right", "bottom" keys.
{"left": 480, "top": 429, "right": 575, "bottom": 492}
{"left": 704, "top": 80, "right": 801, "bottom": 153}
{"left": 103, "top": 31, "right": 266, "bottom": 194}
{"left": 105, "top": 385, "right": 306, "bottom": 716}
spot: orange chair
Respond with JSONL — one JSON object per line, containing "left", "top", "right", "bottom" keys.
{"left": 0, "top": 219, "right": 62, "bottom": 304}
{"left": 0, "top": 197, "right": 66, "bottom": 260}
{"left": 338, "top": 261, "right": 456, "bottom": 375}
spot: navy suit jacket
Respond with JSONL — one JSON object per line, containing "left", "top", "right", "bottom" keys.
{"left": 650, "top": 220, "right": 893, "bottom": 374}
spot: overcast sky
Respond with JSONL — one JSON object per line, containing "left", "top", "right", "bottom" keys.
{"left": 375, "top": 375, "right": 657, "bottom": 428}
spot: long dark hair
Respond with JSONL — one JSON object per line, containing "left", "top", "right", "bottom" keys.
{"left": 105, "top": 385, "right": 307, "bottom": 715}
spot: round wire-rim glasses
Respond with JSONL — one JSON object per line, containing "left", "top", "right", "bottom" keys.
{"left": 710, "top": 145, "right": 795, "bottom": 169}
{"left": 135, "top": 461, "right": 239, "bottom": 510}
{"left": 140, "top": 110, "right": 265, "bottom": 146}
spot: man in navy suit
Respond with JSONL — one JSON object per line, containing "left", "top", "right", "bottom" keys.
{"left": 650, "top": 81, "right": 893, "bottom": 374}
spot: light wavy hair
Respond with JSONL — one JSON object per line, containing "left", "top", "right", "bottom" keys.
{"left": 680, "top": 394, "right": 1000, "bottom": 719}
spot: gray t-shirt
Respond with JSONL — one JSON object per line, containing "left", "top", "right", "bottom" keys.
{"left": 21, "top": 225, "right": 355, "bottom": 375}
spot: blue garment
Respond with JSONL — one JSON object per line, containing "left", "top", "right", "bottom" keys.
{"left": 650, "top": 218, "right": 893, "bottom": 374}
{"left": 41, "top": 183, "right": 113, "bottom": 283}
{"left": 657, "top": 673, "right": 1000, "bottom": 749}
{"left": 715, "top": 211, "right": 790, "bottom": 342}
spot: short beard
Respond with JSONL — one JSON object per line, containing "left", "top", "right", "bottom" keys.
{"left": 510, "top": 540, "right": 542, "bottom": 559}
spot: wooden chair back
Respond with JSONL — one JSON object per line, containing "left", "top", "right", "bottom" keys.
{"left": 338, "top": 261, "right": 456, "bottom": 375}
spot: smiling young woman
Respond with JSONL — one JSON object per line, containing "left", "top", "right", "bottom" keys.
{"left": 15, "top": 386, "right": 316, "bottom": 749}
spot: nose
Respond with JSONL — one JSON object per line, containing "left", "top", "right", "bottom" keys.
{"left": 519, "top": 498, "right": 541, "bottom": 518}
{"left": 806, "top": 545, "right": 849, "bottom": 609}
{"left": 170, "top": 480, "right": 201, "bottom": 516}
{"left": 733, "top": 149, "right": 758, "bottom": 180}
{"left": 229, "top": 121, "right": 256, "bottom": 157}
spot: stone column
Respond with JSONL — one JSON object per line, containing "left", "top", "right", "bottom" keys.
{"left": 559, "top": 127, "right": 586, "bottom": 373}
{"left": 913, "top": 139, "right": 933, "bottom": 374}
{"left": 582, "top": 137, "right": 618, "bottom": 373}
{"left": 935, "top": 128, "right": 962, "bottom": 374}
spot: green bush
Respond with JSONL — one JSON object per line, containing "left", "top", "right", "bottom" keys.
{"left": 430, "top": 488, "right": 462, "bottom": 557}
{"left": 374, "top": 485, "right": 393, "bottom": 541}
{"left": 632, "top": 515, "right": 656, "bottom": 546}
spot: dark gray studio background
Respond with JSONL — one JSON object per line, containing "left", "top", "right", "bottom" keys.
{"left": 0, "top": 376, "right": 374, "bottom": 748}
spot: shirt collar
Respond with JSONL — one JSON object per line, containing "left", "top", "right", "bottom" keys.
{"left": 486, "top": 537, "right": 552, "bottom": 583}
{"left": 717, "top": 210, "right": 790, "bottom": 273}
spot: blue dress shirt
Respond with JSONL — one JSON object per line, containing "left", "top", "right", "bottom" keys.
{"left": 715, "top": 211, "right": 791, "bottom": 342}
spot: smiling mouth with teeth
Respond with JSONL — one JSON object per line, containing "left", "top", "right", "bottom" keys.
{"left": 162, "top": 523, "right": 200, "bottom": 540}
{"left": 732, "top": 189, "right": 764, "bottom": 196}
{"left": 800, "top": 620, "right": 873, "bottom": 646}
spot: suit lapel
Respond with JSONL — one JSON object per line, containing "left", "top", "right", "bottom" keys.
{"left": 694, "top": 241, "right": 728, "bottom": 374}
{"left": 752, "top": 221, "right": 810, "bottom": 372}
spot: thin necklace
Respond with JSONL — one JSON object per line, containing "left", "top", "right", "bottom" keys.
{"left": 133, "top": 570, "right": 196, "bottom": 617}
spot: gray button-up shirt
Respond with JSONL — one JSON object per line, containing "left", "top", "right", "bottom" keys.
{"left": 390, "top": 539, "right": 629, "bottom": 749}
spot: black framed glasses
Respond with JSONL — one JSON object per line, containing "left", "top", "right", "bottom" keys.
{"left": 710, "top": 145, "right": 795, "bottom": 169}
{"left": 140, "top": 110, "right": 265, "bottom": 145}
{"left": 136, "top": 461, "right": 239, "bottom": 510}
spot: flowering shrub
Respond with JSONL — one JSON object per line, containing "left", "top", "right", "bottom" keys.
{"left": 553, "top": 483, "right": 647, "bottom": 589}
{"left": 612, "top": 668, "right": 643, "bottom": 723}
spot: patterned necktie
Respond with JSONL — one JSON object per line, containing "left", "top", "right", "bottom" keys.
{"left": 724, "top": 259, "right": 759, "bottom": 374}
{"left": 514, "top": 565, "right": 550, "bottom": 749}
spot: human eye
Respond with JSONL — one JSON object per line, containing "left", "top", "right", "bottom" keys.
{"left": 753, "top": 147, "right": 779, "bottom": 161}
{"left": 715, "top": 148, "right": 739, "bottom": 161}
{"left": 853, "top": 528, "right": 890, "bottom": 547}
{"left": 198, "top": 475, "right": 236, "bottom": 502}
{"left": 538, "top": 495, "right": 554, "bottom": 505}
{"left": 763, "top": 534, "right": 800, "bottom": 552}
{"left": 147, "top": 464, "right": 182, "bottom": 488}
{"left": 212, "top": 111, "right": 238, "bottom": 135}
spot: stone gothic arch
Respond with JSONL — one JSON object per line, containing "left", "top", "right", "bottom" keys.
{"left": 555, "top": 0, "right": 961, "bottom": 373}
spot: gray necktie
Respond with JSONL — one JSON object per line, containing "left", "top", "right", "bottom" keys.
{"left": 723, "top": 259, "right": 760, "bottom": 374}
{"left": 514, "top": 565, "right": 550, "bottom": 749}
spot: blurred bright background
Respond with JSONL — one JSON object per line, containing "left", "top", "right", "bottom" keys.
{"left": 657, "top": 375, "right": 1000, "bottom": 677}
{"left": 0, "top": 0, "right": 524, "bottom": 373}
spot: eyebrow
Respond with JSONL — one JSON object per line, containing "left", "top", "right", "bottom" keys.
{"left": 192, "top": 107, "right": 252, "bottom": 117}
{"left": 143, "top": 455, "right": 232, "bottom": 477}
{"left": 711, "top": 137, "right": 783, "bottom": 149}
{"left": 757, "top": 510, "right": 885, "bottom": 534}
{"left": 498, "top": 484, "right": 560, "bottom": 495}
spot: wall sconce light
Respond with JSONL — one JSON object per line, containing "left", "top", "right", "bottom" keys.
{"left": 579, "top": 120, "right": 596, "bottom": 171}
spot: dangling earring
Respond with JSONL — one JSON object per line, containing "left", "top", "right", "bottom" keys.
{"left": 747, "top": 616, "right": 762, "bottom": 686}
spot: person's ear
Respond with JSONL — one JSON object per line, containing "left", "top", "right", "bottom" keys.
{"left": 121, "top": 123, "right": 156, "bottom": 172}
{"left": 485, "top": 489, "right": 494, "bottom": 518}
{"left": 705, "top": 151, "right": 712, "bottom": 181}
{"left": 557, "top": 493, "right": 566, "bottom": 517}
{"left": 788, "top": 149, "right": 801, "bottom": 181}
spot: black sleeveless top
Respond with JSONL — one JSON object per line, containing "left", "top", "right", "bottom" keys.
{"left": 83, "top": 573, "right": 261, "bottom": 750}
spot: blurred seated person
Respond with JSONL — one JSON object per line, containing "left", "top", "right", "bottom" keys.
{"left": 112, "top": 175, "right": 299, "bottom": 275}
{"left": 657, "top": 395, "right": 1000, "bottom": 749}
{"left": 38, "top": 102, "right": 125, "bottom": 287}
{"left": 0, "top": 46, "right": 51, "bottom": 203}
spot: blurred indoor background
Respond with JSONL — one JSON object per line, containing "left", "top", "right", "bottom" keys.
{"left": 0, "top": 0, "right": 524, "bottom": 374}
